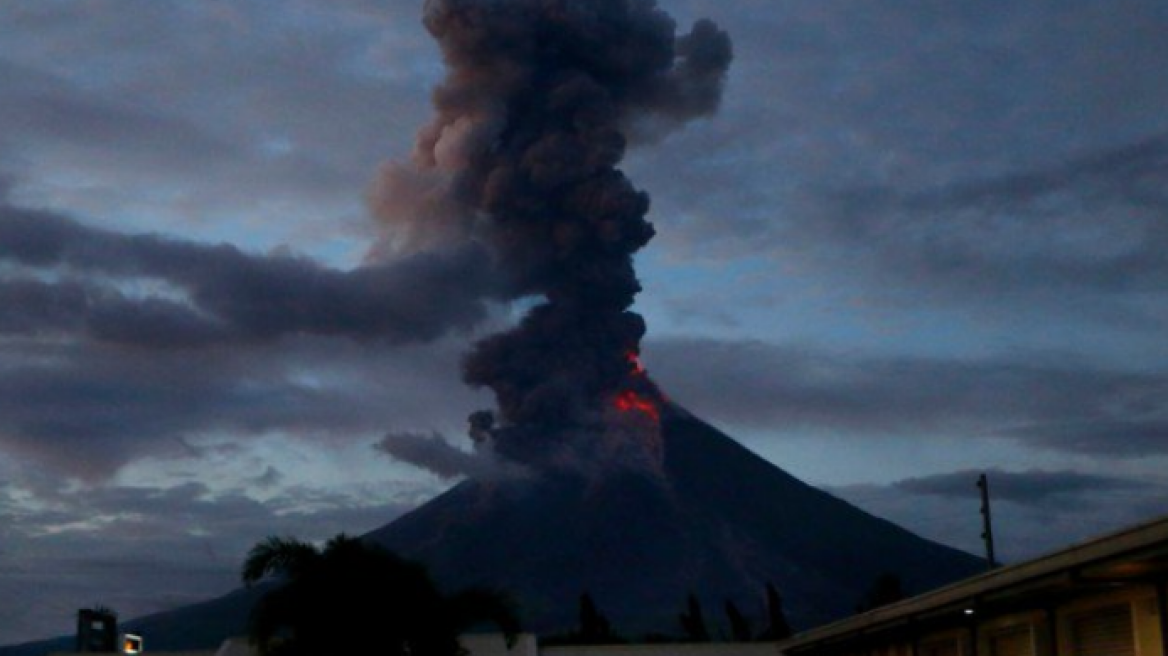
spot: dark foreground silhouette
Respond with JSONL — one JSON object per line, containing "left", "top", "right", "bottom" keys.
{"left": 242, "top": 534, "right": 518, "bottom": 656}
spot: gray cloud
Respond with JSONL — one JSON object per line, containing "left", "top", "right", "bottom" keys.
{"left": 812, "top": 134, "right": 1168, "bottom": 296}
{"left": 0, "top": 335, "right": 488, "bottom": 479}
{"left": 0, "top": 202, "right": 502, "bottom": 348}
{"left": 253, "top": 466, "right": 283, "bottom": 489}
{"left": 645, "top": 336, "right": 1168, "bottom": 458}
{"left": 0, "top": 344, "right": 375, "bottom": 477}
{"left": 0, "top": 478, "right": 415, "bottom": 645}
{"left": 0, "top": 58, "right": 236, "bottom": 172}
{"left": 629, "top": 1, "right": 1168, "bottom": 317}
{"left": 831, "top": 469, "right": 1168, "bottom": 564}
{"left": 374, "top": 431, "right": 522, "bottom": 481}
{"left": 893, "top": 469, "right": 1147, "bottom": 505}
{"left": 997, "top": 420, "right": 1168, "bottom": 458}
{"left": 0, "top": 2, "right": 436, "bottom": 234}
{"left": 0, "top": 187, "right": 513, "bottom": 479}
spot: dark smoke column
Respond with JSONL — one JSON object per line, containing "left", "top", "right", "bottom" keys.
{"left": 380, "top": 0, "right": 731, "bottom": 472}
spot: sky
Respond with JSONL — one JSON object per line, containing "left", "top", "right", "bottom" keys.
{"left": 2, "top": 0, "right": 1168, "bottom": 645}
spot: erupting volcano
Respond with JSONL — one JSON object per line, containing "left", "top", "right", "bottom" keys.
{"left": 365, "top": 0, "right": 984, "bottom": 638}
{"left": 361, "top": 0, "right": 983, "bottom": 637}
{"left": 369, "top": 0, "right": 727, "bottom": 475}
{"left": 0, "top": 3, "right": 986, "bottom": 653}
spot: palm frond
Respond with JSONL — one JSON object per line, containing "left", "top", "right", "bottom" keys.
{"left": 241, "top": 536, "right": 320, "bottom": 586}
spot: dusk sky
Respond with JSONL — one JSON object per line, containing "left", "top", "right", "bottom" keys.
{"left": 2, "top": 0, "right": 1168, "bottom": 645}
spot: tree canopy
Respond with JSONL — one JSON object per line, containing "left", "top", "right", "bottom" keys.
{"left": 241, "top": 534, "right": 520, "bottom": 656}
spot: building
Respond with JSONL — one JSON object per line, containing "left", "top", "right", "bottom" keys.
{"left": 782, "top": 516, "right": 1168, "bottom": 656}
{"left": 74, "top": 610, "right": 117, "bottom": 654}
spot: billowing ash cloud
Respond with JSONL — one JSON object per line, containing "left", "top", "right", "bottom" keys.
{"left": 371, "top": 0, "right": 732, "bottom": 470}
{"left": 0, "top": 201, "right": 500, "bottom": 347}
{"left": 375, "top": 431, "right": 522, "bottom": 481}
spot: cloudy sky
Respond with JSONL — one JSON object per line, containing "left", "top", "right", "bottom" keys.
{"left": 2, "top": 0, "right": 1167, "bottom": 644}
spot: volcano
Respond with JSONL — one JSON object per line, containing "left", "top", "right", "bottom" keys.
{"left": 368, "top": 405, "right": 983, "bottom": 633}
{"left": 0, "top": 406, "right": 983, "bottom": 654}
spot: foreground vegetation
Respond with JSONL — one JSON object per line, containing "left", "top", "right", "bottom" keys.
{"left": 242, "top": 534, "right": 519, "bottom": 656}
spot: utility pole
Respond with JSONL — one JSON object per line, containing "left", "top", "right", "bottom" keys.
{"left": 977, "top": 473, "right": 997, "bottom": 569}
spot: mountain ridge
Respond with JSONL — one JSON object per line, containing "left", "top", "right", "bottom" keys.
{"left": 0, "top": 405, "right": 983, "bottom": 653}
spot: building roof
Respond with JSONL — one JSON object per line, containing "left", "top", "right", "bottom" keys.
{"left": 783, "top": 514, "right": 1168, "bottom": 653}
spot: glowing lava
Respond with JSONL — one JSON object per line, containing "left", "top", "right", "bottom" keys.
{"left": 627, "top": 351, "right": 647, "bottom": 376}
{"left": 614, "top": 390, "right": 660, "bottom": 422}
{"left": 613, "top": 351, "right": 661, "bottom": 421}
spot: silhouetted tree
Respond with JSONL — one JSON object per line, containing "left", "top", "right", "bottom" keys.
{"left": 856, "top": 572, "right": 905, "bottom": 613}
{"left": 679, "top": 594, "right": 710, "bottom": 642}
{"left": 758, "top": 582, "right": 792, "bottom": 640}
{"left": 725, "top": 599, "right": 752, "bottom": 642}
{"left": 541, "top": 592, "right": 625, "bottom": 646}
{"left": 242, "top": 534, "right": 519, "bottom": 656}
{"left": 579, "top": 592, "right": 613, "bottom": 643}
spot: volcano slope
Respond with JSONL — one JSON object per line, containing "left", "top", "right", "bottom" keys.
{"left": 367, "top": 404, "right": 983, "bottom": 634}
{"left": 0, "top": 406, "right": 983, "bottom": 653}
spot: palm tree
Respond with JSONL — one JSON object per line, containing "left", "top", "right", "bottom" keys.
{"left": 242, "top": 534, "right": 520, "bottom": 656}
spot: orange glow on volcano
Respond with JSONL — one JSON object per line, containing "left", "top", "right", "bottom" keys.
{"left": 616, "top": 352, "right": 662, "bottom": 420}
{"left": 626, "top": 351, "right": 646, "bottom": 376}
{"left": 614, "top": 390, "right": 660, "bottom": 421}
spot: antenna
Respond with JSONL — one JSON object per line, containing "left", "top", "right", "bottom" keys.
{"left": 977, "top": 473, "right": 997, "bottom": 569}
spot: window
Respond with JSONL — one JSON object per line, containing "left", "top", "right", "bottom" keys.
{"left": 1069, "top": 604, "right": 1135, "bottom": 656}
{"left": 991, "top": 625, "right": 1035, "bottom": 656}
{"left": 921, "top": 637, "right": 962, "bottom": 656}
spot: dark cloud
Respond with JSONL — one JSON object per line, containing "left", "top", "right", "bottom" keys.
{"left": 0, "top": 479, "right": 414, "bottom": 645}
{"left": 0, "top": 58, "right": 236, "bottom": 171}
{"left": 0, "top": 276, "right": 229, "bottom": 347}
{"left": 0, "top": 335, "right": 488, "bottom": 479}
{"left": 997, "top": 420, "right": 1168, "bottom": 457}
{"left": 0, "top": 344, "right": 372, "bottom": 477}
{"left": 253, "top": 466, "right": 283, "bottom": 489}
{"left": 831, "top": 469, "right": 1168, "bottom": 564}
{"left": 814, "top": 133, "right": 1168, "bottom": 296}
{"left": 645, "top": 337, "right": 1168, "bottom": 458}
{"left": 627, "top": 1, "right": 1168, "bottom": 319}
{"left": 0, "top": 202, "right": 502, "bottom": 348}
{"left": 0, "top": 2, "right": 436, "bottom": 233}
{"left": 0, "top": 189, "right": 508, "bottom": 480}
{"left": 893, "top": 469, "right": 1148, "bottom": 505}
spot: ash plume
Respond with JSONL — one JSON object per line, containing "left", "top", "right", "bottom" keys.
{"left": 372, "top": 0, "right": 732, "bottom": 471}
{"left": 376, "top": 431, "right": 523, "bottom": 481}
